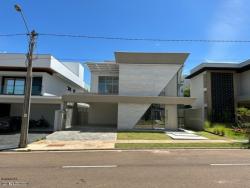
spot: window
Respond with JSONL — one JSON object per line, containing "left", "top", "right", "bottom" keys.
{"left": 98, "top": 76, "right": 118, "bottom": 94}
{"left": 2, "top": 77, "right": 42, "bottom": 95}
{"left": 67, "top": 86, "right": 72, "bottom": 91}
{"left": 211, "top": 72, "right": 235, "bottom": 122}
{"left": 14, "top": 79, "right": 25, "bottom": 94}
{"left": 3, "top": 77, "right": 25, "bottom": 95}
{"left": 32, "top": 77, "right": 42, "bottom": 95}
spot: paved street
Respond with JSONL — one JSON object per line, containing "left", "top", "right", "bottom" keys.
{"left": 0, "top": 133, "right": 48, "bottom": 150}
{"left": 1, "top": 150, "right": 250, "bottom": 187}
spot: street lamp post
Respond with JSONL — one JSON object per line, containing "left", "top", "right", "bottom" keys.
{"left": 14, "top": 4, "right": 38, "bottom": 148}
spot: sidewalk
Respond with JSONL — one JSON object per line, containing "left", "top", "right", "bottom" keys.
{"left": 15, "top": 140, "right": 115, "bottom": 151}
{"left": 14, "top": 138, "right": 247, "bottom": 151}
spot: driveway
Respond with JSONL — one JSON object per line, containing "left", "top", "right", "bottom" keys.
{"left": 0, "top": 132, "right": 48, "bottom": 150}
{"left": 22, "top": 128, "right": 117, "bottom": 150}
{"left": 46, "top": 131, "right": 117, "bottom": 141}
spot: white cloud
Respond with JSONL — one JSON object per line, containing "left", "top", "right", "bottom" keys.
{"left": 207, "top": 0, "right": 249, "bottom": 59}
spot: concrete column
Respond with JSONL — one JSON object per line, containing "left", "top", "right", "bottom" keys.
{"left": 71, "top": 103, "right": 78, "bottom": 126}
{"left": 62, "top": 102, "right": 67, "bottom": 130}
{"left": 165, "top": 105, "right": 178, "bottom": 130}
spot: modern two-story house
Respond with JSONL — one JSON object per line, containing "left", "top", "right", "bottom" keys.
{"left": 0, "top": 53, "right": 86, "bottom": 131}
{"left": 62, "top": 52, "right": 195, "bottom": 130}
{"left": 185, "top": 60, "right": 250, "bottom": 130}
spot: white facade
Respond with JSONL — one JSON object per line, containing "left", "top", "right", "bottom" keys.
{"left": 117, "top": 63, "right": 182, "bottom": 130}
{"left": 63, "top": 52, "right": 195, "bottom": 130}
{"left": 0, "top": 53, "right": 86, "bottom": 130}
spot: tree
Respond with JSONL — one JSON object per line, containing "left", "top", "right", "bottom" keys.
{"left": 183, "top": 88, "right": 190, "bottom": 97}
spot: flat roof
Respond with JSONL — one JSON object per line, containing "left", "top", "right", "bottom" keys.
{"left": 115, "top": 52, "right": 189, "bottom": 64}
{"left": 0, "top": 53, "right": 85, "bottom": 89}
{"left": 87, "top": 52, "right": 189, "bottom": 72}
{"left": 186, "top": 60, "right": 250, "bottom": 79}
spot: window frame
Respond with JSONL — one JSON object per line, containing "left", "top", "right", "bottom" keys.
{"left": 1, "top": 76, "right": 42, "bottom": 96}
{"left": 98, "top": 76, "right": 119, "bottom": 95}
{"left": 2, "top": 76, "right": 26, "bottom": 95}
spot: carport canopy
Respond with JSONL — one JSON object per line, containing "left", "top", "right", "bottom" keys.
{"left": 62, "top": 93, "right": 195, "bottom": 105}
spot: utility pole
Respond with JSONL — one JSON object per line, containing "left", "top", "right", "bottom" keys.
{"left": 19, "top": 30, "right": 37, "bottom": 148}
{"left": 14, "top": 4, "right": 38, "bottom": 148}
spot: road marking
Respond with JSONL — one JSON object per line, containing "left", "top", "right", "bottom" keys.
{"left": 210, "top": 163, "right": 250, "bottom": 166}
{"left": 62, "top": 165, "right": 117, "bottom": 168}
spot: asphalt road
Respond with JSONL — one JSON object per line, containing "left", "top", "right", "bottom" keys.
{"left": 0, "top": 150, "right": 250, "bottom": 188}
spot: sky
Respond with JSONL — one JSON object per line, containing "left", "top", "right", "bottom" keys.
{"left": 1, "top": 0, "right": 250, "bottom": 85}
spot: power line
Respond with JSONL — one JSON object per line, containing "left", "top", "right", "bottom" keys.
{"left": 0, "top": 33, "right": 27, "bottom": 37}
{"left": 2, "top": 32, "right": 250, "bottom": 43}
{"left": 39, "top": 33, "right": 250, "bottom": 43}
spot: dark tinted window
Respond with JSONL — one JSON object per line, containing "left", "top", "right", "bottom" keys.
{"left": 211, "top": 72, "right": 235, "bottom": 122}
{"left": 32, "top": 77, "right": 42, "bottom": 95}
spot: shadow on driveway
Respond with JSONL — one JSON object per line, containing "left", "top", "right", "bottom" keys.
{"left": 0, "top": 132, "right": 49, "bottom": 150}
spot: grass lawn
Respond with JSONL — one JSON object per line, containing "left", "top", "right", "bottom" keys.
{"left": 115, "top": 142, "right": 250, "bottom": 149}
{"left": 206, "top": 127, "right": 247, "bottom": 140}
{"left": 117, "top": 131, "right": 171, "bottom": 140}
{"left": 195, "top": 131, "right": 226, "bottom": 140}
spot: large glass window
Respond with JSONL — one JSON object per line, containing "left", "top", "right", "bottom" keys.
{"left": 14, "top": 79, "right": 25, "bottom": 94}
{"left": 3, "top": 77, "right": 25, "bottom": 95}
{"left": 135, "top": 104, "right": 166, "bottom": 129}
{"left": 98, "top": 76, "right": 118, "bottom": 94}
{"left": 2, "top": 77, "right": 42, "bottom": 95}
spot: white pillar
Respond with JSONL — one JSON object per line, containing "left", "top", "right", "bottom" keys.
{"left": 165, "top": 105, "right": 178, "bottom": 130}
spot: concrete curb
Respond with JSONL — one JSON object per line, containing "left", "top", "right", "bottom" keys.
{"left": 3, "top": 147, "right": 249, "bottom": 153}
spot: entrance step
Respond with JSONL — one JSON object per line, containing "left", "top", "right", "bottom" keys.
{"left": 166, "top": 130, "right": 208, "bottom": 140}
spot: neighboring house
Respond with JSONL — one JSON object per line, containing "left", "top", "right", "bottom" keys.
{"left": 0, "top": 53, "right": 86, "bottom": 131}
{"left": 185, "top": 60, "right": 250, "bottom": 130}
{"left": 62, "top": 52, "right": 195, "bottom": 130}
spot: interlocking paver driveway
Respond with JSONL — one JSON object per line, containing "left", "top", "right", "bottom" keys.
{"left": 46, "top": 130, "right": 117, "bottom": 141}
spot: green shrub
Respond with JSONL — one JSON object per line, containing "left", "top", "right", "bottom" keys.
{"left": 205, "top": 123, "right": 246, "bottom": 139}
{"left": 183, "top": 88, "right": 190, "bottom": 97}
{"left": 204, "top": 121, "right": 211, "bottom": 129}
{"left": 237, "top": 107, "right": 250, "bottom": 142}
{"left": 220, "top": 130, "right": 225, "bottom": 136}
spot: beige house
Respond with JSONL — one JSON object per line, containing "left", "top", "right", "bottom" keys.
{"left": 62, "top": 52, "right": 195, "bottom": 130}
{"left": 185, "top": 60, "right": 250, "bottom": 130}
